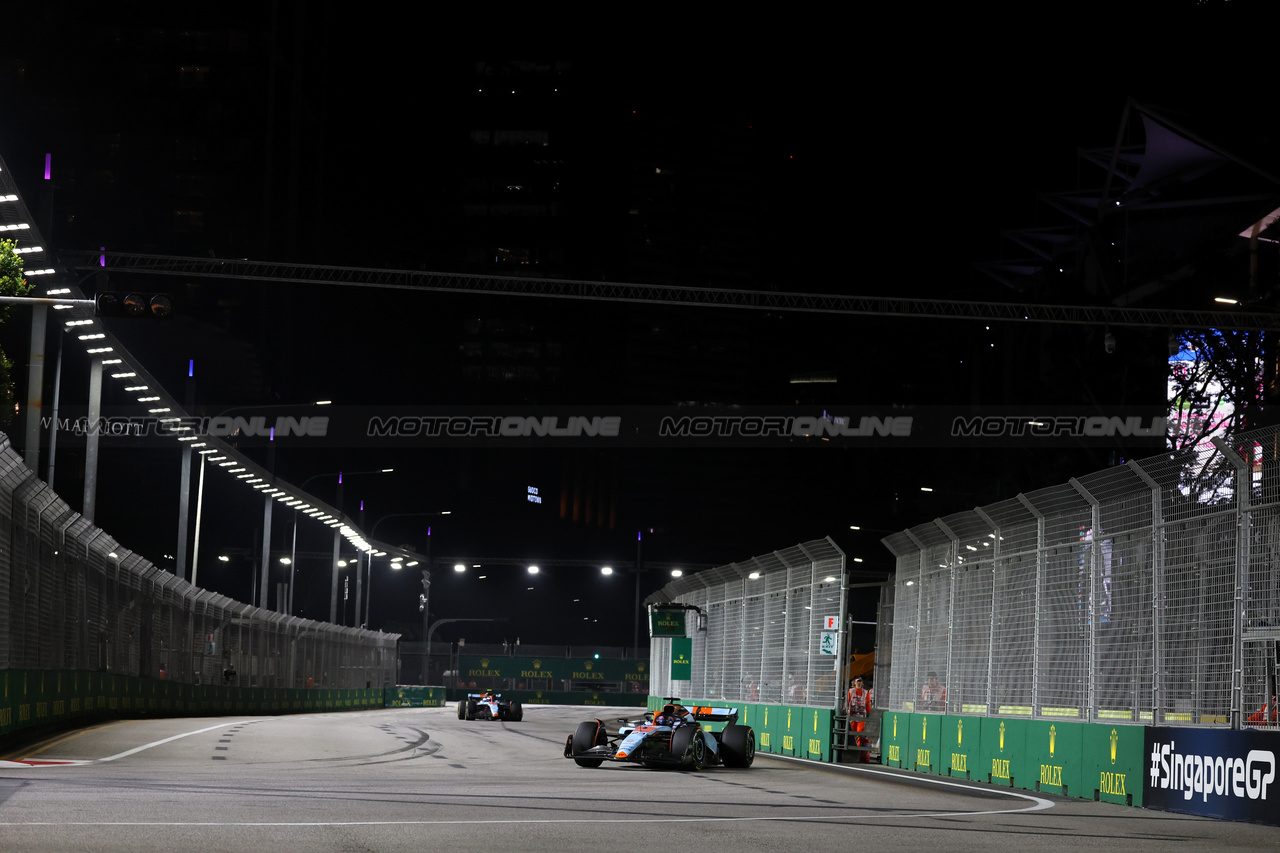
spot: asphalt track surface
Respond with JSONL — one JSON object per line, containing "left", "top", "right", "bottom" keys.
{"left": 0, "top": 705, "right": 1275, "bottom": 852}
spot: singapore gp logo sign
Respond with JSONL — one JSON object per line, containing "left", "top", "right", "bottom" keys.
{"left": 1145, "top": 727, "right": 1280, "bottom": 825}
{"left": 1149, "top": 741, "right": 1275, "bottom": 803}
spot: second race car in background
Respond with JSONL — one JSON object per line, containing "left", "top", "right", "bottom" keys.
{"left": 458, "top": 691, "right": 524, "bottom": 721}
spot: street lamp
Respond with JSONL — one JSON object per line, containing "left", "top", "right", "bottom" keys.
{"left": 186, "top": 400, "right": 334, "bottom": 591}
{"left": 295, "top": 468, "right": 395, "bottom": 624}
{"left": 369, "top": 510, "right": 452, "bottom": 640}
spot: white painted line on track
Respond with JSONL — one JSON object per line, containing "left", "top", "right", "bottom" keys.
{"left": 96, "top": 720, "right": 266, "bottom": 763}
{"left": 0, "top": 805, "right": 1050, "bottom": 827}
{"left": 759, "top": 753, "right": 1054, "bottom": 812}
{"left": 0, "top": 773, "right": 1053, "bottom": 828}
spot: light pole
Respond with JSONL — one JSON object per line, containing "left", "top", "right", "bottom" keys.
{"left": 186, "top": 400, "right": 332, "bottom": 591}
{"left": 369, "top": 510, "right": 451, "bottom": 637}
{"left": 425, "top": 618, "right": 504, "bottom": 687}
{"left": 107, "top": 550, "right": 123, "bottom": 673}
{"left": 296, "top": 468, "right": 394, "bottom": 624}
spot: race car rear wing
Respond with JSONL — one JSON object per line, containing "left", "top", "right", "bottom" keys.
{"left": 688, "top": 706, "right": 739, "bottom": 723}
{"left": 465, "top": 692, "right": 503, "bottom": 699}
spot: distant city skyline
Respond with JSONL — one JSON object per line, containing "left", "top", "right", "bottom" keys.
{"left": 1, "top": 1, "right": 1275, "bottom": 646}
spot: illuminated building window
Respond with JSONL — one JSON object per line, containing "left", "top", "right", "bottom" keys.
{"left": 173, "top": 209, "right": 204, "bottom": 233}
{"left": 178, "top": 65, "right": 211, "bottom": 86}
{"left": 493, "top": 129, "right": 549, "bottom": 147}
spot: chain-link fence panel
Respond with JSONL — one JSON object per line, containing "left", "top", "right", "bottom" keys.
{"left": 0, "top": 433, "right": 397, "bottom": 688}
{"left": 644, "top": 538, "right": 847, "bottom": 709}
{"left": 881, "top": 424, "right": 1280, "bottom": 729}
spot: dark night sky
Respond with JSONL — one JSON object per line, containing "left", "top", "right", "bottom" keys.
{"left": 1, "top": 1, "right": 1275, "bottom": 648}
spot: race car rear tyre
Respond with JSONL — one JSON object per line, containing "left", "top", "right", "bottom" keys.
{"left": 510, "top": 700, "right": 523, "bottom": 721}
{"left": 670, "top": 725, "right": 705, "bottom": 771}
{"left": 571, "top": 720, "right": 605, "bottom": 768}
{"left": 720, "top": 724, "right": 756, "bottom": 768}
{"left": 466, "top": 700, "right": 478, "bottom": 720}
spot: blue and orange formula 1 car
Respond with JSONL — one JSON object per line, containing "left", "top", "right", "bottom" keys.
{"left": 563, "top": 698, "right": 755, "bottom": 770}
{"left": 458, "top": 690, "right": 524, "bottom": 721}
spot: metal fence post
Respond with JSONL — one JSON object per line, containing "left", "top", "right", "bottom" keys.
{"left": 975, "top": 507, "right": 1000, "bottom": 714}
{"left": 1128, "top": 459, "right": 1163, "bottom": 724}
{"left": 1070, "top": 478, "right": 1101, "bottom": 725}
{"left": 904, "top": 529, "right": 926, "bottom": 710}
{"left": 935, "top": 519, "right": 960, "bottom": 714}
{"left": 1212, "top": 437, "right": 1251, "bottom": 730}
{"left": 1017, "top": 494, "right": 1044, "bottom": 717}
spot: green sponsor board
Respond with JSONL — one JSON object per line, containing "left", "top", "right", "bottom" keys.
{"left": 387, "top": 686, "right": 447, "bottom": 707}
{"left": 456, "top": 655, "right": 650, "bottom": 684}
{"left": 757, "top": 704, "right": 782, "bottom": 754}
{"left": 778, "top": 705, "right": 803, "bottom": 756}
{"left": 942, "top": 715, "right": 977, "bottom": 779}
{"left": 1026, "top": 720, "right": 1084, "bottom": 797}
{"left": 1083, "top": 722, "right": 1143, "bottom": 807}
{"left": 803, "top": 707, "right": 833, "bottom": 762}
{"left": 738, "top": 703, "right": 764, "bottom": 733}
{"left": 649, "top": 609, "right": 687, "bottom": 637}
{"left": 881, "top": 711, "right": 910, "bottom": 767}
{"left": 671, "top": 638, "right": 692, "bottom": 681}
{"left": 910, "top": 711, "right": 942, "bottom": 773}
{"left": 979, "top": 717, "right": 1027, "bottom": 787}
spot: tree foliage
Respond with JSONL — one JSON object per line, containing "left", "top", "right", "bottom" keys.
{"left": 1167, "top": 328, "right": 1265, "bottom": 504}
{"left": 1168, "top": 329, "right": 1263, "bottom": 450}
{"left": 0, "top": 239, "right": 30, "bottom": 429}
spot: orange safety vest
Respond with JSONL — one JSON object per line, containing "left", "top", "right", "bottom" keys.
{"left": 846, "top": 686, "right": 871, "bottom": 716}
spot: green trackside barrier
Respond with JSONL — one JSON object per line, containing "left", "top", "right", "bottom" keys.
{"left": 1025, "top": 720, "right": 1084, "bottom": 798}
{"left": 941, "top": 715, "right": 976, "bottom": 779}
{"left": 779, "top": 705, "right": 803, "bottom": 756}
{"left": 677, "top": 698, "right": 824, "bottom": 758}
{"left": 386, "top": 686, "right": 447, "bottom": 707}
{"left": 447, "top": 688, "right": 647, "bottom": 707}
{"left": 1083, "top": 722, "right": 1144, "bottom": 807}
{"left": 2, "top": 670, "right": 16, "bottom": 736}
{"left": 456, "top": 654, "right": 649, "bottom": 686}
{"left": 909, "top": 712, "right": 943, "bottom": 774}
{"left": 880, "top": 710, "right": 909, "bottom": 767}
{"left": 756, "top": 704, "right": 781, "bottom": 754}
{"left": 739, "top": 703, "right": 761, "bottom": 730}
{"left": 979, "top": 716, "right": 1027, "bottom": 787}
{"left": 803, "top": 707, "right": 834, "bottom": 762}
{"left": 1, "top": 670, "right": 388, "bottom": 752}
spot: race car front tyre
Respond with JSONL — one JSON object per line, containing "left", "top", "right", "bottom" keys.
{"left": 457, "top": 700, "right": 466, "bottom": 720}
{"left": 571, "top": 720, "right": 605, "bottom": 768}
{"left": 670, "top": 725, "right": 705, "bottom": 771}
{"left": 719, "top": 724, "right": 756, "bottom": 768}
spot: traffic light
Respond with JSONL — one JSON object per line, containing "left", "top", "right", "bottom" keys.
{"left": 94, "top": 292, "right": 173, "bottom": 318}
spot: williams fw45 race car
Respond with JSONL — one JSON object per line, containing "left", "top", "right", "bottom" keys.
{"left": 458, "top": 691, "right": 524, "bottom": 721}
{"left": 563, "top": 698, "right": 755, "bottom": 770}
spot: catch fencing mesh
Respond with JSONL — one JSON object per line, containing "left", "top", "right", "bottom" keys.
{"left": 881, "top": 425, "right": 1280, "bottom": 728}
{"left": 645, "top": 538, "right": 847, "bottom": 708}
{"left": 0, "top": 434, "right": 398, "bottom": 688}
